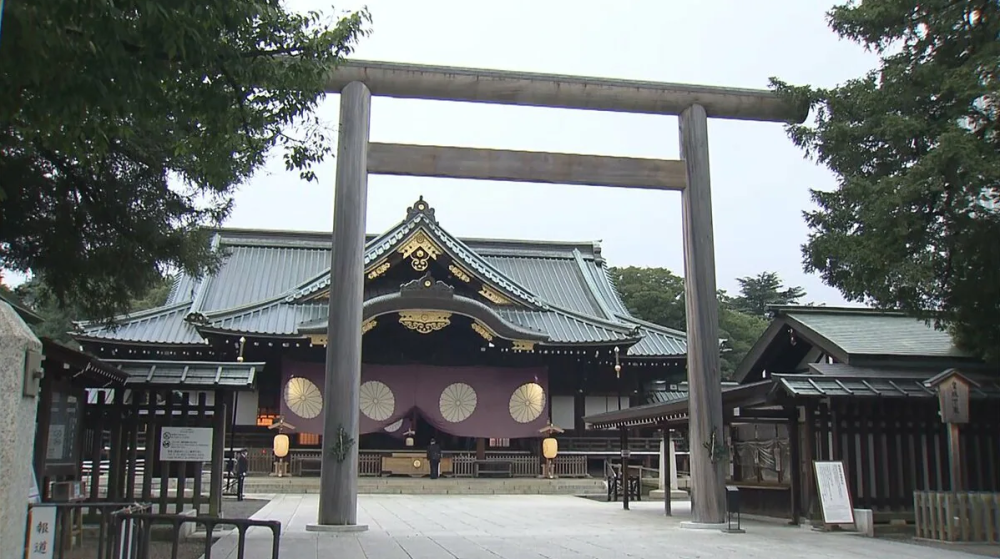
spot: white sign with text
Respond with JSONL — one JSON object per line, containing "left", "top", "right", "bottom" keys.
{"left": 813, "top": 460, "right": 855, "bottom": 525}
{"left": 27, "top": 506, "right": 57, "bottom": 558}
{"left": 159, "top": 427, "right": 213, "bottom": 462}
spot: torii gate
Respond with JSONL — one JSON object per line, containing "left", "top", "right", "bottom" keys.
{"left": 308, "top": 60, "right": 805, "bottom": 530}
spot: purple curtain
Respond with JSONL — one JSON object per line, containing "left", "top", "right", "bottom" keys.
{"left": 281, "top": 360, "right": 549, "bottom": 438}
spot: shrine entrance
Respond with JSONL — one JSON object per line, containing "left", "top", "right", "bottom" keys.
{"left": 314, "top": 59, "right": 805, "bottom": 528}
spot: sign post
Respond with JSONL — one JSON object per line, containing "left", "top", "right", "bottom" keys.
{"left": 924, "top": 369, "right": 977, "bottom": 492}
{"left": 160, "top": 427, "right": 214, "bottom": 462}
{"left": 812, "top": 460, "right": 855, "bottom": 529}
{"left": 25, "top": 506, "right": 56, "bottom": 559}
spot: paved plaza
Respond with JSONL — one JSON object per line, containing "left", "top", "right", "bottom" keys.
{"left": 208, "top": 494, "right": 995, "bottom": 559}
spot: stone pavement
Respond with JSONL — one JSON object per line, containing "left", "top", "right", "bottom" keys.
{"left": 209, "top": 494, "right": 991, "bottom": 559}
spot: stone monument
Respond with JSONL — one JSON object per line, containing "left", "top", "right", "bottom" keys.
{"left": 0, "top": 302, "right": 42, "bottom": 559}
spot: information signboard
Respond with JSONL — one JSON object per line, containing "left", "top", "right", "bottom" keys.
{"left": 26, "top": 506, "right": 56, "bottom": 558}
{"left": 159, "top": 427, "right": 213, "bottom": 462}
{"left": 813, "top": 460, "right": 855, "bottom": 526}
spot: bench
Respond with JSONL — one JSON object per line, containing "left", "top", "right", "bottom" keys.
{"left": 473, "top": 460, "right": 512, "bottom": 478}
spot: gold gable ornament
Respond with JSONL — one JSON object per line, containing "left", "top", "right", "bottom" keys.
{"left": 367, "top": 260, "right": 391, "bottom": 280}
{"left": 399, "top": 231, "right": 442, "bottom": 272}
{"left": 471, "top": 321, "right": 494, "bottom": 342}
{"left": 512, "top": 340, "right": 535, "bottom": 352}
{"left": 398, "top": 310, "right": 451, "bottom": 334}
{"left": 449, "top": 264, "right": 472, "bottom": 283}
{"left": 362, "top": 319, "right": 378, "bottom": 335}
{"left": 479, "top": 285, "right": 511, "bottom": 305}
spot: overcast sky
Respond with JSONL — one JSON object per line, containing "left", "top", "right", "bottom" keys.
{"left": 222, "top": 0, "right": 878, "bottom": 306}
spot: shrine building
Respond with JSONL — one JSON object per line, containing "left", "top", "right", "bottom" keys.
{"left": 75, "top": 197, "right": 687, "bottom": 473}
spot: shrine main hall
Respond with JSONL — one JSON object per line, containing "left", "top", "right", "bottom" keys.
{"left": 76, "top": 197, "right": 686, "bottom": 467}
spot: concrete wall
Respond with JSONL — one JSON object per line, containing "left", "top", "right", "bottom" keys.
{"left": 0, "top": 302, "right": 41, "bottom": 559}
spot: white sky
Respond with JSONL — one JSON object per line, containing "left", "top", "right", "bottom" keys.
{"left": 10, "top": 0, "right": 880, "bottom": 306}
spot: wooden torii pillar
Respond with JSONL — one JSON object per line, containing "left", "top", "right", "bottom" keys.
{"left": 313, "top": 60, "right": 806, "bottom": 529}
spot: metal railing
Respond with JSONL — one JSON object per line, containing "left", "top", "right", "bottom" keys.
{"left": 26, "top": 502, "right": 152, "bottom": 559}
{"left": 111, "top": 511, "right": 282, "bottom": 559}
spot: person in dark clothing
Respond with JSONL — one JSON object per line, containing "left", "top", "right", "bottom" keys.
{"left": 427, "top": 439, "right": 442, "bottom": 479}
{"left": 236, "top": 450, "right": 249, "bottom": 501}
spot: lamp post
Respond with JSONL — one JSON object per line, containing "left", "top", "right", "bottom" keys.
{"left": 614, "top": 346, "right": 629, "bottom": 510}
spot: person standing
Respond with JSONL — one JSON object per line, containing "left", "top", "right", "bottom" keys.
{"left": 236, "top": 449, "right": 249, "bottom": 501}
{"left": 427, "top": 438, "right": 442, "bottom": 479}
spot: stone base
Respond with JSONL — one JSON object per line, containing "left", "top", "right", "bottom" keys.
{"left": 679, "top": 521, "right": 727, "bottom": 531}
{"left": 305, "top": 523, "right": 369, "bottom": 533}
{"left": 649, "top": 489, "right": 689, "bottom": 500}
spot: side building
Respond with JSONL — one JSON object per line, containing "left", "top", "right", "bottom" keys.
{"left": 75, "top": 197, "right": 688, "bottom": 474}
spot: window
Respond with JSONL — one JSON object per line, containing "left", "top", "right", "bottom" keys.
{"left": 299, "top": 433, "right": 321, "bottom": 446}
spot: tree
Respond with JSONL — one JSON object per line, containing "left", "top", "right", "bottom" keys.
{"left": 13, "top": 274, "right": 174, "bottom": 343}
{"left": 610, "top": 266, "right": 768, "bottom": 379}
{"left": 731, "top": 271, "right": 806, "bottom": 317}
{"left": 718, "top": 291, "right": 770, "bottom": 378}
{"left": 0, "top": 1, "right": 372, "bottom": 323}
{"left": 609, "top": 267, "right": 686, "bottom": 331}
{"left": 771, "top": 1, "right": 1000, "bottom": 363}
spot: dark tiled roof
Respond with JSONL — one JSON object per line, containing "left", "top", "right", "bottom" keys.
{"left": 585, "top": 381, "right": 772, "bottom": 428}
{"left": 782, "top": 307, "right": 969, "bottom": 359}
{"left": 76, "top": 198, "right": 687, "bottom": 357}
{"left": 106, "top": 359, "right": 261, "bottom": 390}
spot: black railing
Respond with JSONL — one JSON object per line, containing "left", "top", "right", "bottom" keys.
{"left": 110, "top": 511, "right": 282, "bottom": 559}
{"left": 26, "top": 502, "right": 152, "bottom": 559}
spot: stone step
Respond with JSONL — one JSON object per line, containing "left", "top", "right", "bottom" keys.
{"left": 243, "top": 477, "right": 607, "bottom": 495}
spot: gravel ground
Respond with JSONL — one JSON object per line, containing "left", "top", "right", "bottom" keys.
{"left": 63, "top": 498, "right": 270, "bottom": 559}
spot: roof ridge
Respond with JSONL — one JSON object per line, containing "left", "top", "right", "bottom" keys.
{"left": 75, "top": 299, "right": 194, "bottom": 331}
{"left": 571, "top": 248, "right": 616, "bottom": 320}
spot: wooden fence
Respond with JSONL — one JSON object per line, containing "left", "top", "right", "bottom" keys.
{"left": 914, "top": 491, "right": 1000, "bottom": 543}
{"left": 243, "top": 449, "right": 588, "bottom": 477}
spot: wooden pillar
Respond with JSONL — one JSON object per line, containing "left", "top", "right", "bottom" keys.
{"left": 787, "top": 406, "right": 802, "bottom": 525}
{"left": 802, "top": 400, "right": 817, "bottom": 520}
{"left": 317, "top": 80, "right": 371, "bottom": 527}
{"left": 476, "top": 438, "right": 486, "bottom": 461}
{"left": 679, "top": 104, "right": 725, "bottom": 525}
{"left": 662, "top": 428, "right": 672, "bottom": 516}
{"left": 621, "top": 427, "right": 630, "bottom": 510}
{"left": 209, "top": 390, "right": 227, "bottom": 516}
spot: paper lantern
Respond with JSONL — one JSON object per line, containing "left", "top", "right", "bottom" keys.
{"left": 273, "top": 434, "right": 290, "bottom": 458}
{"left": 405, "top": 436, "right": 414, "bottom": 447}
{"left": 542, "top": 437, "right": 558, "bottom": 460}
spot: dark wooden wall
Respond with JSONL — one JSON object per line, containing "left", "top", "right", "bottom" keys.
{"left": 811, "top": 399, "right": 1000, "bottom": 512}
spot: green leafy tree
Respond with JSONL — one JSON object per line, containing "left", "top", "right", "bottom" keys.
{"left": 610, "top": 266, "right": 769, "bottom": 379}
{"left": 732, "top": 271, "right": 807, "bottom": 317}
{"left": 13, "top": 275, "right": 174, "bottom": 343}
{"left": 609, "top": 266, "right": 686, "bottom": 331}
{"left": 718, "top": 290, "right": 770, "bottom": 378}
{"left": 0, "top": 1, "right": 371, "bottom": 323}
{"left": 771, "top": 1, "right": 1000, "bottom": 363}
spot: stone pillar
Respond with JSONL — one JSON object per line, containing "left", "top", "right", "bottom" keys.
{"left": 679, "top": 104, "right": 726, "bottom": 526}
{"left": 669, "top": 438, "right": 679, "bottom": 491}
{"left": 0, "top": 302, "right": 42, "bottom": 558}
{"left": 314, "top": 81, "right": 371, "bottom": 530}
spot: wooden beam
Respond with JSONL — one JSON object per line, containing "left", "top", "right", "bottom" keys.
{"left": 325, "top": 60, "right": 807, "bottom": 123}
{"left": 367, "top": 143, "right": 687, "bottom": 191}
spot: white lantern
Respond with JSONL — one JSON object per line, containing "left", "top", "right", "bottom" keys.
{"left": 273, "top": 434, "right": 290, "bottom": 458}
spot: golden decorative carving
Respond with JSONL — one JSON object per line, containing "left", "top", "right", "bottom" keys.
{"left": 479, "top": 285, "right": 511, "bottom": 305}
{"left": 471, "top": 321, "right": 494, "bottom": 342}
{"left": 398, "top": 231, "right": 442, "bottom": 272}
{"left": 512, "top": 340, "right": 535, "bottom": 352}
{"left": 398, "top": 310, "right": 451, "bottom": 334}
{"left": 362, "top": 319, "right": 377, "bottom": 335}
{"left": 449, "top": 264, "right": 471, "bottom": 283}
{"left": 367, "top": 260, "right": 391, "bottom": 280}
{"left": 308, "top": 334, "right": 328, "bottom": 346}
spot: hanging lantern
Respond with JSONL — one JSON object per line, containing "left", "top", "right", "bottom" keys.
{"left": 542, "top": 437, "right": 558, "bottom": 460}
{"left": 273, "top": 434, "right": 290, "bottom": 458}
{"left": 405, "top": 436, "right": 414, "bottom": 447}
